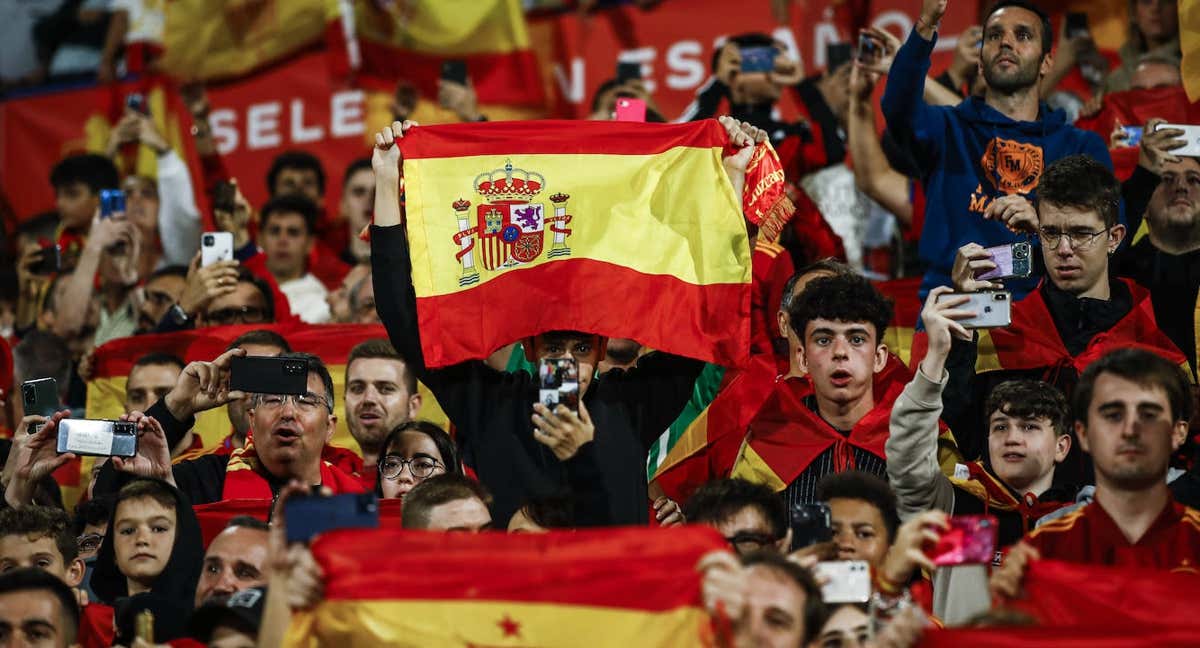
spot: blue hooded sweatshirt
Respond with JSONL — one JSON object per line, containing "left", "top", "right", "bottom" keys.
{"left": 882, "top": 29, "right": 1112, "bottom": 300}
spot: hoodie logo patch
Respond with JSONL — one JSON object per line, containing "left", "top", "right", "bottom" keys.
{"left": 981, "top": 138, "right": 1044, "bottom": 195}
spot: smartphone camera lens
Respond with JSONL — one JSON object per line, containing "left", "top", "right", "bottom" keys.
{"left": 202, "top": 234, "right": 215, "bottom": 247}
{"left": 995, "top": 293, "right": 1008, "bottom": 301}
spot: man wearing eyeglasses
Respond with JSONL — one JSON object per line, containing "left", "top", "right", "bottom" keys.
{"left": 92, "top": 349, "right": 365, "bottom": 504}
{"left": 942, "top": 154, "right": 1187, "bottom": 460}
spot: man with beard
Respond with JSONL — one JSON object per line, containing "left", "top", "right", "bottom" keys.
{"left": 883, "top": 0, "right": 1131, "bottom": 302}
{"left": 134, "top": 266, "right": 187, "bottom": 334}
{"left": 342, "top": 339, "right": 421, "bottom": 487}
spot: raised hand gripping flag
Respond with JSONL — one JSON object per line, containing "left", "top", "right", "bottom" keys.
{"left": 284, "top": 526, "right": 727, "bottom": 647}
{"left": 399, "top": 119, "right": 752, "bottom": 369}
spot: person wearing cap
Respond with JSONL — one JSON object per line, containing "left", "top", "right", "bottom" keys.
{"left": 189, "top": 587, "right": 266, "bottom": 647}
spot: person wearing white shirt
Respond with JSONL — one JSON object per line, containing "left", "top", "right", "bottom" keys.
{"left": 260, "top": 194, "right": 331, "bottom": 323}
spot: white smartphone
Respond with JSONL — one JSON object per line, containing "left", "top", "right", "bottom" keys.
{"left": 1158, "top": 124, "right": 1200, "bottom": 157}
{"left": 201, "top": 231, "right": 234, "bottom": 267}
{"left": 814, "top": 560, "right": 872, "bottom": 604}
{"left": 935, "top": 291, "right": 1012, "bottom": 329}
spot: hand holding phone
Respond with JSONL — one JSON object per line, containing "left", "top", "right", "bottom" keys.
{"left": 1156, "top": 123, "right": 1200, "bottom": 157}
{"left": 201, "top": 232, "right": 234, "bottom": 267}
{"left": 538, "top": 358, "right": 580, "bottom": 413}
{"left": 740, "top": 46, "right": 778, "bottom": 73}
{"left": 614, "top": 97, "right": 647, "bottom": 122}
{"left": 934, "top": 291, "right": 1012, "bottom": 329}
{"left": 57, "top": 419, "right": 139, "bottom": 457}
{"left": 814, "top": 561, "right": 872, "bottom": 603}
{"left": 976, "top": 242, "right": 1032, "bottom": 281}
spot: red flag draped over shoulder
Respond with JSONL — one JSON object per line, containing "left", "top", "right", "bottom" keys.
{"left": 398, "top": 119, "right": 752, "bottom": 368}
{"left": 285, "top": 526, "right": 726, "bottom": 647}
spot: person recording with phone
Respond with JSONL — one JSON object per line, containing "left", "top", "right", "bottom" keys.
{"left": 941, "top": 155, "right": 1186, "bottom": 460}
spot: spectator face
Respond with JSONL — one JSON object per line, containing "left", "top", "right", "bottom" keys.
{"left": 194, "top": 526, "right": 269, "bottom": 607}
{"left": 272, "top": 168, "right": 322, "bottom": 205}
{"left": 122, "top": 176, "right": 160, "bottom": 241}
{"left": 200, "top": 282, "right": 271, "bottom": 328}
{"left": 125, "top": 362, "right": 182, "bottom": 414}
{"left": 814, "top": 604, "right": 870, "bottom": 648}
{"left": 827, "top": 498, "right": 889, "bottom": 567}
{"left": 137, "top": 273, "right": 186, "bottom": 333}
{"left": 1134, "top": 0, "right": 1179, "bottom": 46}
{"left": 226, "top": 343, "right": 288, "bottom": 436}
{"left": 1037, "top": 203, "right": 1121, "bottom": 296}
{"left": 113, "top": 496, "right": 177, "bottom": 589}
{"left": 352, "top": 276, "right": 379, "bottom": 324}
{"left": 1147, "top": 157, "right": 1200, "bottom": 231}
{"left": 424, "top": 496, "right": 492, "bottom": 532}
{"left": 987, "top": 407, "right": 1069, "bottom": 493}
{"left": 261, "top": 212, "right": 314, "bottom": 282}
{"left": 1131, "top": 61, "right": 1182, "bottom": 89}
{"left": 341, "top": 169, "right": 374, "bottom": 239}
{"left": 326, "top": 264, "right": 369, "bottom": 323}
{"left": 532, "top": 334, "right": 601, "bottom": 397}
{"left": 0, "top": 535, "right": 83, "bottom": 587}
{"left": 711, "top": 506, "right": 784, "bottom": 556}
{"left": 346, "top": 358, "right": 420, "bottom": 460}
{"left": 248, "top": 372, "right": 335, "bottom": 478}
{"left": 1077, "top": 372, "right": 1187, "bottom": 491}
{"left": 55, "top": 181, "right": 98, "bottom": 230}
{"left": 797, "top": 320, "right": 887, "bottom": 407}
{"left": 0, "top": 588, "right": 74, "bottom": 648}
{"left": 981, "top": 7, "right": 1049, "bottom": 93}
{"left": 736, "top": 564, "right": 809, "bottom": 648}
{"left": 379, "top": 430, "right": 447, "bottom": 500}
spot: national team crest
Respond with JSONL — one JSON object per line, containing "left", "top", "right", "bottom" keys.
{"left": 449, "top": 160, "right": 574, "bottom": 286}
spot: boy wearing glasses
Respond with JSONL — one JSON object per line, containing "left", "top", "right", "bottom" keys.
{"left": 940, "top": 154, "right": 1187, "bottom": 462}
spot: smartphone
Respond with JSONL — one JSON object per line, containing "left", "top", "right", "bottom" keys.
{"left": 826, "top": 43, "right": 853, "bottom": 72}
{"left": 789, "top": 502, "right": 833, "bottom": 550}
{"left": 30, "top": 243, "right": 61, "bottom": 275}
{"left": 57, "top": 419, "right": 138, "bottom": 458}
{"left": 284, "top": 492, "right": 379, "bottom": 544}
{"left": 976, "top": 241, "right": 1032, "bottom": 280}
{"left": 212, "top": 181, "right": 237, "bottom": 214}
{"left": 1065, "top": 12, "right": 1089, "bottom": 39}
{"left": 126, "top": 93, "right": 149, "bottom": 116}
{"left": 538, "top": 357, "right": 580, "bottom": 414}
{"left": 857, "top": 33, "right": 881, "bottom": 63}
{"left": 1121, "top": 126, "right": 1144, "bottom": 148}
{"left": 740, "top": 46, "right": 778, "bottom": 73}
{"left": 927, "top": 515, "right": 998, "bottom": 566}
{"left": 1158, "top": 124, "right": 1200, "bottom": 157}
{"left": 230, "top": 356, "right": 310, "bottom": 396}
{"left": 440, "top": 60, "right": 468, "bottom": 85}
{"left": 22, "top": 378, "right": 58, "bottom": 418}
{"left": 200, "top": 232, "right": 234, "bottom": 267}
{"left": 614, "top": 97, "right": 647, "bottom": 123}
{"left": 616, "top": 61, "right": 642, "bottom": 84}
{"left": 814, "top": 560, "right": 872, "bottom": 603}
{"left": 934, "top": 291, "right": 1012, "bottom": 329}
{"left": 100, "top": 189, "right": 126, "bottom": 219}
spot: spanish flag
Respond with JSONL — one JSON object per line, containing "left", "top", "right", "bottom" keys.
{"left": 399, "top": 119, "right": 751, "bottom": 369}
{"left": 285, "top": 526, "right": 726, "bottom": 647}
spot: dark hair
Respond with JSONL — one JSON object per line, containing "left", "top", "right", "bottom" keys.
{"left": 400, "top": 474, "right": 492, "bottom": 530}
{"left": 683, "top": 478, "right": 788, "bottom": 541}
{"left": 15, "top": 211, "right": 60, "bottom": 242}
{"left": 1073, "top": 348, "right": 1194, "bottom": 423}
{"left": 341, "top": 157, "right": 373, "bottom": 188}
{"left": 116, "top": 479, "right": 179, "bottom": 513}
{"left": 224, "top": 516, "right": 270, "bottom": 532}
{"left": 710, "top": 33, "right": 777, "bottom": 72}
{"left": 516, "top": 495, "right": 575, "bottom": 529}
{"left": 260, "top": 194, "right": 320, "bottom": 236}
{"left": 0, "top": 567, "right": 80, "bottom": 643}
{"left": 788, "top": 273, "right": 893, "bottom": 343}
{"left": 49, "top": 153, "right": 119, "bottom": 194}
{"left": 132, "top": 352, "right": 185, "bottom": 374}
{"left": 347, "top": 338, "right": 416, "bottom": 394}
{"left": 984, "top": 0, "right": 1053, "bottom": 55}
{"left": 1036, "top": 154, "right": 1121, "bottom": 228}
{"left": 266, "top": 151, "right": 326, "bottom": 197}
{"left": 13, "top": 330, "right": 71, "bottom": 398}
{"left": 815, "top": 471, "right": 901, "bottom": 543}
{"left": 376, "top": 421, "right": 460, "bottom": 496}
{"left": 740, "top": 551, "right": 827, "bottom": 644}
{"left": 780, "top": 259, "right": 854, "bottom": 313}
{"left": 226, "top": 329, "right": 291, "bottom": 354}
{"left": 73, "top": 497, "right": 113, "bottom": 536}
{"left": 985, "top": 380, "right": 1070, "bottom": 436}
{"left": 147, "top": 265, "right": 189, "bottom": 283}
{"left": 0, "top": 506, "right": 79, "bottom": 564}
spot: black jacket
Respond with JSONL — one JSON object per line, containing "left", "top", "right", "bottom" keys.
{"left": 370, "top": 224, "right": 704, "bottom": 526}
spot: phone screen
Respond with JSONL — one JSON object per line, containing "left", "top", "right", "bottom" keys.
{"left": 927, "top": 515, "right": 998, "bottom": 566}
{"left": 790, "top": 502, "right": 833, "bottom": 550}
{"left": 538, "top": 358, "right": 580, "bottom": 413}
{"left": 740, "top": 46, "right": 777, "bottom": 73}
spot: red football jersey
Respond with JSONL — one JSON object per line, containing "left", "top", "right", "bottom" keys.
{"left": 1024, "top": 499, "right": 1200, "bottom": 572}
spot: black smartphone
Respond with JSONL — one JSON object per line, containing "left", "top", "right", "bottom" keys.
{"left": 616, "top": 61, "right": 642, "bottom": 84}
{"left": 1065, "top": 12, "right": 1089, "bottom": 38}
{"left": 22, "top": 378, "right": 59, "bottom": 418}
{"left": 857, "top": 33, "right": 881, "bottom": 63}
{"left": 826, "top": 43, "right": 853, "bottom": 72}
{"left": 790, "top": 502, "right": 833, "bottom": 550}
{"left": 284, "top": 492, "right": 379, "bottom": 543}
{"left": 440, "top": 60, "right": 468, "bottom": 85}
{"left": 57, "top": 419, "right": 138, "bottom": 457}
{"left": 30, "top": 243, "right": 61, "bottom": 275}
{"left": 230, "top": 356, "right": 309, "bottom": 396}
{"left": 538, "top": 357, "right": 580, "bottom": 414}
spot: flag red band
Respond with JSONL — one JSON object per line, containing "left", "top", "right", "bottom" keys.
{"left": 398, "top": 119, "right": 729, "bottom": 159}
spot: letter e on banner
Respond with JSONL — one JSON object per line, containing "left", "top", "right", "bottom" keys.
{"left": 331, "top": 91, "right": 365, "bottom": 138}
{"left": 247, "top": 103, "right": 282, "bottom": 150}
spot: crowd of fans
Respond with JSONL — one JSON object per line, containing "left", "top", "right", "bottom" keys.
{"left": 0, "top": 0, "right": 1196, "bottom": 645}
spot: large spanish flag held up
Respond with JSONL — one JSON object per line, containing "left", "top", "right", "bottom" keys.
{"left": 285, "top": 526, "right": 727, "bottom": 647}
{"left": 399, "top": 119, "right": 752, "bottom": 369}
